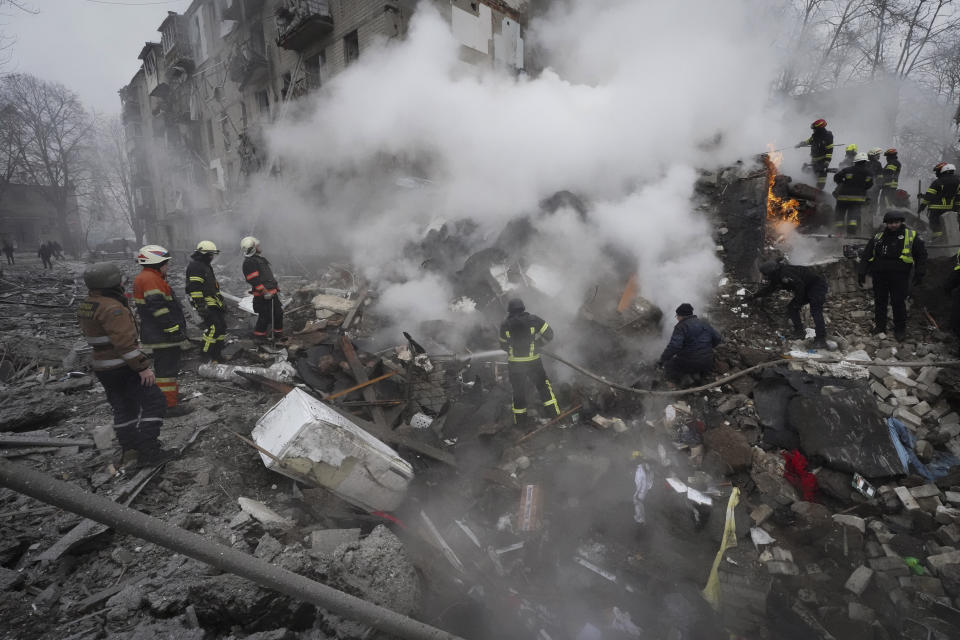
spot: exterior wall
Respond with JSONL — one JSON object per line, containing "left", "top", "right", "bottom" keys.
{"left": 119, "top": 0, "right": 526, "bottom": 251}
{"left": 0, "top": 184, "right": 80, "bottom": 249}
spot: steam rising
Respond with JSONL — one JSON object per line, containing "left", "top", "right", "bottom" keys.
{"left": 256, "top": 0, "right": 795, "bottom": 351}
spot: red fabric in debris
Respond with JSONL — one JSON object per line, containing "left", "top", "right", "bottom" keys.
{"left": 782, "top": 449, "right": 818, "bottom": 502}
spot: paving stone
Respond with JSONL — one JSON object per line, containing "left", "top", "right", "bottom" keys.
{"left": 935, "top": 505, "right": 960, "bottom": 525}
{"left": 910, "top": 484, "right": 942, "bottom": 499}
{"left": 894, "top": 407, "right": 922, "bottom": 428}
{"left": 916, "top": 496, "right": 943, "bottom": 513}
{"left": 870, "top": 381, "right": 891, "bottom": 398}
{"left": 750, "top": 504, "right": 774, "bottom": 525}
{"left": 868, "top": 556, "right": 909, "bottom": 576}
{"left": 917, "top": 367, "right": 941, "bottom": 386}
{"left": 927, "top": 550, "right": 960, "bottom": 575}
{"left": 898, "top": 575, "right": 945, "bottom": 596}
{"left": 913, "top": 401, "right": 932, "bottom": 417}
{"left": 895, "top": 486, "right": 921, "bottom": 511}
{"left": 848, "top": 602, "right": 876, "bottom": 624}
{"left": 915, "top": 439, "right": 934, "bottom": 461}
{"left": 845, "top": 565, "right": 874, "bottom": 596}
{"left": 771, "top": 547, "right": 794, "bottom": 562}
{"left": 309, "top": 528, "right": 361, "bottom": 555}
{"left": 938, "top": 523, "right": 960, "bottom": 546}
{"left": 889, "top": 373, "right": 917, "bottom": 387}
{"left": 891, "top": 387, "right": 909, "bottom": 398}
{"left": 942, "top": 412, "right": 960, "bottom": 425}
{"left": 0, "top": 567, "right": 24, "bottom": 592}
{"left": 900, "top": 396, "right": 920, "bottom": 406}
{"left": 832, "top": 514, "right": 865, "bottom": 534}
{"left": 945, "top": 491, "right": 960, "bottom": 506}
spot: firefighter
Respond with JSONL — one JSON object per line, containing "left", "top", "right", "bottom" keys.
{"left": 185, "top": 240, "right": 226, "bottom": 362}
{"left": 839, "top": 144, "right": 858, "bottom": 170}
{"left": 240, "top": 236, "right": 284, "bottom": 342}
{"left": 133, "top": 245, "right": 190, "bottom": 416}
{"left": 657, "top": 303, "right": 722, "bottom": 383}
{"left": 37, "top": 242, "right": 53, "bottom": 269}
{"left": 796, "top": 118, "right": 834, "bottom": 190}
{"left": 919, "top": 163, "right": 960, "bottom": 242}
{"left": 498, "top": 298, "right": 560, "bottom": 426}
{"left": 749, "top": 260, "right": 829, "bottom": 347}
{"left": 833, "top": 152, "right": 873, "bottom": 235}
{"left": 867, "top": 148, "right": 884, "bottom": 178}
{"left": 880, "top": 148, "right": 902, "bottom": 212}
{"left": 858, "top": 210, "right": 927, "bottom": 342}
{"left": 77, "top": 263, "right": 174, "bottom": 470}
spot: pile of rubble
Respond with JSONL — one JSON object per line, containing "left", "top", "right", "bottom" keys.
{"left": 3, "top": 169, "right": 960, "bottom": 639}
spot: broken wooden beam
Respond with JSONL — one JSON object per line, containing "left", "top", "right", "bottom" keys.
{"left": 340, "top": 335, "right": 389, "bottom": 430}
{"left": 0, "top": 435, "right": 95, "bottom": 449}
{"left": 0, "top": 459, "right": 465, "bottom": 640}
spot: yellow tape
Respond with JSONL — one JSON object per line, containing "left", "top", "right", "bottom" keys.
{"left": 702, "top": 487, "right": 740, "bottom": 610}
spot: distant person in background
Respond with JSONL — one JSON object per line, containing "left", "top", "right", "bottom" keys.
{"left": 50, "top": 241, "right": 64, "bottom": 259}
{"left": 657, "top": 304, "right": 722, "bottom": 384}
{"left": 838, "top": 143, "right": 857, "bottom": 170}
{"left": 2, "top": 240, "right": 13, "bottom": 265}
{"left": 37, "top": 242, "right": 53, "bottom": 269}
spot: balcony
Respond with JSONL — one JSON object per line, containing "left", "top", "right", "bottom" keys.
{"left": 120, "top": 95, "right": 140, "bottom": 124}
{"left": 159, "top": 12, "right": 194, "bottom": 77}
{"left": 275, "top": 0, "right": 333, "bottom": 51}
{"left": 223, "top": 0, "right": 267, "bottom": 21}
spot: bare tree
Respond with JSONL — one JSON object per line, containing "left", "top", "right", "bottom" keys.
{"left": 2, "top": 74, "right": 95, "bottom": 256}
{"left": 90, "top": 115, "right": 145, "bottom": 245}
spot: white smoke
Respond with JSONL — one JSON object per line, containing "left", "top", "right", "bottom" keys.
{"left": 260, "top": 0, "right": 794, "bottom": 353}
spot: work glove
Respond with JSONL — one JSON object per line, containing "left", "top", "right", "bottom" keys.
{"left": 857, "top": 273, "right": 866, "bottom": 287}
{"left": 918, "top": 203, "right": 926, "bottom": 213}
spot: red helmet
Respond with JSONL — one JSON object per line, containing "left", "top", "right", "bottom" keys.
{"left": 934, "top": 161, "right": 947, "bottom": 174}
{"left": 811, "top": 118, "right": 827, "bottom": 129}
{"left": 885, "top": 148, "right": 897, "bottom": 156}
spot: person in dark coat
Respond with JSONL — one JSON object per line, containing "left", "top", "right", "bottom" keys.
{"left": 657, "top": 304, "right": 721, "bottom": 382}
{"left": 749, "top": 260, "right": 829, "bottom": 347}
{"left": 1, "top": 240, "right": 13, "bottom": 265}
{"left": 499, "top": 298, "right": 561, "bottom": 426}
{"left": 37, "top": 242, "right": 53, "bottom": 269}
{"left": 858, "top": 210, "right": 927, "bottom": 342}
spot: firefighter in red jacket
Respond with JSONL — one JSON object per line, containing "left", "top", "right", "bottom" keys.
{"left": 241, "top": 236, "right": 284, "bottom": 342}
{"left": 133, "top": 245, "right": 190, "bottom": 415}
{"left": 78, "top": 263, "right": 175, "bottom": 470}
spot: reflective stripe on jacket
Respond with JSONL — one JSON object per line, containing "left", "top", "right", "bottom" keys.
{"left": 499, "top": 312, "right": 553, "bottom": 363}
{"left": 77, "top": 291, "right": 151, "bottom": 372}
{"left": 882, "top": 158, "right": 901, "bottom": 189}
{"left": 922, "top": 173, "right": 960, "bottom": 211}
{"left": 134, "top": 266, "right": 186, "bottom": 347}
{"left": 242, "top": 254, "right": 279, "bottom": 297}
{"left": 185, "top": 253, "right": 224, "bottom": 311}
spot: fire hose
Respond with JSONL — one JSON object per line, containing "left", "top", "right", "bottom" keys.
{"left": 540, "top": 349, "right": 960, "bottom": 398}
{"left": 0, "top": 459, "right": 464, "bottom": 640}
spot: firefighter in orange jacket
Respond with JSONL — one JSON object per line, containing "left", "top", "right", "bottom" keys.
{"left": 240, "top": 236, "right": 284, "bottom": 342}
{"left": 133, "top": 245, "right": 189, "bottom": 415}
{"left": 78, "top": 263, "right": 174, "bottom": 470}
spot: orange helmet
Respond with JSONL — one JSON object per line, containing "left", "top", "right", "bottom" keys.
{"left": 811, "top": 118, "right": 827, "bottom": 129}
{"left": 884, "top": 148, "right": 897, "bottom": 156}
{"left": 935, "top": 161, "right": 947, "bottom": 174}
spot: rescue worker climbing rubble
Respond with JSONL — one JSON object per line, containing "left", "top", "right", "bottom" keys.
{"left": 498, "top": 298, "right": 560, "bottom": 426}
{"left": 858, "top": 210, "right": 928, "bottom": 342}
{"left": 657, "top": 303, "right": 721, "bottom": 384}
{"left": 833, "top": 152, "right": 873, "bottom": 235}
{"left": 133, "top": 245, "right": 190, "bottom": 416}
{"left": 241, "top": 236, "right": 284, "bottom": 343}
{"left": 796, "top": 118, "right": 834, "bottom": 190}
{"left": 185, "top": 240, "right": 226, "bottom": 362}
{"left": 748, "top": 260, "right": 829, "bottom": 348}
{"left": 919, "top": 163, "right": 960, "bottom": 242}
{"left": 77, "top": 262, "right": 175, "bottom": 470}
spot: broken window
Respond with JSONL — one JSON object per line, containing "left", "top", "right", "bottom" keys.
{"left": 305, "top": 54, "right": 321, "bottom": 90}
{"left": 255, "top": 90, "right": 269, "bottom": 116}
{"left": 344, "top": 30, "right": 359, "bottom": 65}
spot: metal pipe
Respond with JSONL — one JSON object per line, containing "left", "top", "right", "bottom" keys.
{"left": 0, "top": 459, "right": 465, "bottom": 640}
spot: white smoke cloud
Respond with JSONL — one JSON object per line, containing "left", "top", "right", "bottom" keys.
{"left": 259, "top": 0, "right": 793, "bottom": 353}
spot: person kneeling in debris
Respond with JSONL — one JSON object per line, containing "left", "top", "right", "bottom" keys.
{"left": 749, "top": 260, "right": 828, "bottom": 348}
{"left": 134, "top": 245, "right": 191, "bottom": 416}
{"left": 78, "top": 263, "right": 175, "bottom": 469}
{"left": 858, "top": 210, "right": 927, "bottom": 342}
{"left": 186, "top": 241, "right": 227, "bottom": 362}
{"left": 499, "top": 298, "right": 561, "bottom": 426}
{"left": 241, "top": 236, "right": 284, "bottom": 343}
{"left": 657, "top": 304, "right": 721, "bottom": 384}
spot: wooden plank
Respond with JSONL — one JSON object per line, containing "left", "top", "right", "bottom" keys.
{"left": 339, "top": 335, "right": 388, "bottom": 431}
{"left": 340, "top": 288, "right": 368, "bottom": 333}
{"left": 0, "top": 436, "right": 95, "bottom": 448}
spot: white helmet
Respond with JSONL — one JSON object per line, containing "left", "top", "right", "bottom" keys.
{"left": 943, "top": 164, "right": 957, "bottom": 174}
{"left": 868, "top": 147, "right": 883, "bottom": 157}
{"left": 195, "top": 240, "right": 219, "bottom": 254}
{"left": 854, "top": 152, "right": 869, "bottom": 163}
{"left": 240, "top": 236, "right": 260, "bottom": 257}
{"left": 136, "top": 244, "right": 171, "bottom": 265}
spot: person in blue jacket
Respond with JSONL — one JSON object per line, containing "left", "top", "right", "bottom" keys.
{"left": 657, "top": 303, "right": 721, "bottom": 382}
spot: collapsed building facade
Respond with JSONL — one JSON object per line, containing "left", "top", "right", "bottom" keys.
{"left": 120, "top": 0, "right": 528, "bottom": 249}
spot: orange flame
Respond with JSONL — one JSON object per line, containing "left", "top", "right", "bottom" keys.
{"left": 764, "top": 146, "right": 801, "bottom": 226}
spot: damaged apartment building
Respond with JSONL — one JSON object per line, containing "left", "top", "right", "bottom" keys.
{"left": 119, "top": 0, "right": 528, "bottom": 249}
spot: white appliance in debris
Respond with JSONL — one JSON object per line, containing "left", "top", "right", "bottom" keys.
{"left": 252, "top": 388, "right": 414, "bottom": 512}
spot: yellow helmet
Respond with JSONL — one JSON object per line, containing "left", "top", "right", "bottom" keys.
{"left": 845, "top": 143, "right": 857, "bottom": 153}
{"left": 195, "top": 240, "right": 219, "bottom": 255}
{"left": 240, "top": 236, "right": 260, "bottom": 257}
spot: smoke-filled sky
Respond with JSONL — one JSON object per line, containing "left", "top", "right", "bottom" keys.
{"left": 260, "top": 0, "right": 798, "bottom": 352}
